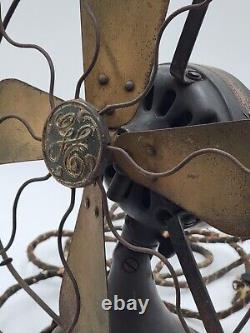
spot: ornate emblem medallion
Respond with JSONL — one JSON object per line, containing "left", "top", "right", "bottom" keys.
{"left": 42, "top": 100, "right": 109, "bottom": 188}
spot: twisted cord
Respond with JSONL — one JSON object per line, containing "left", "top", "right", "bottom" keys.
{"left": 1, "top": 210, "right": 250, "bottom": 331}
{"left": 0, "top": 240, "right": 61, "bottom": 325}
{"left": 97, "top": 179, "right": 191, "bottom": 333}
{"left": 0, "top": 173, "right": 61, "bottom": 324}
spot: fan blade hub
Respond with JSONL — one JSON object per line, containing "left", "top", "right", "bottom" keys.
{"left": 42, "top": 99, "right": 110, "bottom": 188}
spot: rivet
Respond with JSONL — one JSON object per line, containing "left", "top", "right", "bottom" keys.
{"left": 85, "top": 198, "right": 90, "bottom": 209}
{"left": 186, "top": 70, "right": 202, "bottom": 81}
{"left": 95, "top": 206, "right": 99, "bottom": 218}
{"left": 122, "top": 257, "right": 139, "bottom": 273}
{"left": 146, "top": 145, "right": 156, "bottom": 156}
{"left": 98, "top": 73, "right": 109, "bottom": 85}
{"left": 105, "top": 108, "right": 115, "bottom": 116}
{"left": 124, "top": 80, "right": 135, "bottom": 92}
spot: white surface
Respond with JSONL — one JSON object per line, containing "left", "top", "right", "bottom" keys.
{"left": 0, "top": 0, "right": 250, "bottom": 332}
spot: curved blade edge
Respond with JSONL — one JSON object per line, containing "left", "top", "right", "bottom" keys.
{"left": 113, "top": 120, "right": 250, "bottom": 237}
{"left": 0, "top": 79, "right": 63, "bottom": 165}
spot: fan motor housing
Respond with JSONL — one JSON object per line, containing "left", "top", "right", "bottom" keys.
{"left": 105, "top": 63, "right": 250, "bottom": 231}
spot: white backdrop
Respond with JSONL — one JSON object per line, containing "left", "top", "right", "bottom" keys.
{"left": 1, "top": 0, "right": 250, "bottom": 332}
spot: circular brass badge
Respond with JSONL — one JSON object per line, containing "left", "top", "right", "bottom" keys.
{"left": 42, "top": 100, "right": 109, "bottom": 188}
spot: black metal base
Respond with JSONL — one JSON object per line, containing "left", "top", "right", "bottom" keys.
{"left": 107, "top": 216, "right": 195, "bottom": 333}
{"left": 51, "top": 216, "right": 198, "bottom": 333}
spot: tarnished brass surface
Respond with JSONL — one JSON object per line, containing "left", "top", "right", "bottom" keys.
{"left": 59, "top": 185, "right": 109, "bottom": 332}
{"left": 42, "top": 100, "right": 110, "bottom": 188}
{"left": 81, "top": 0, "right": 170, "bottom": 128}
{"left": 114, "top": 120, "right": 250, "bottom": 237}
{"left": 0, "top": 79, "right": 62, "bottom": 165}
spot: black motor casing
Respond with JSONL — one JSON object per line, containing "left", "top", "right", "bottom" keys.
{"left": 105, "top": 63, "right": 250, "bottom": 232}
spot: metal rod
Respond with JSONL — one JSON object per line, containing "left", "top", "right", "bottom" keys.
{"left": 75, "top": 0, "right": 100, "bottom": 99}
{"left": 0, "top": 0, "right": 20, "bottom": 44}
{"left": 100, "top": 0, "right": 212, "bottom": 116}
{"left": 0, "top": 240, "right": 61, "bottom": 325}
{"left": 98, "top": 179, "right": 192, "bottom": 333}
{"left": 170, "top": 0, "right": 210, "bottom": 84}
{"left": 167, "top": 214, "right": 224, "bottom": 333}
{"left": 0, "top": 2, "right": 56, "bottom": 110}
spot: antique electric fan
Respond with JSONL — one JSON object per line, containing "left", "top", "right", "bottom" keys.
{"left": 1, "top": 0, "right": 250, "bottom": 332}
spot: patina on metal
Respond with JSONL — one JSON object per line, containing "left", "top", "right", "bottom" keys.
{"left": 42, "top": 100, "right": 110, "bottom": 188}
{"left": 167, "top": 214, "right": 223, "bottom": 333}
{"left": 2, "top": 0, "right": 250, "bottom": 332}
{"left": 0, "top": 79, "right": 62, "bottom": 165}
{"left": 113, "top": 119, "right": 250, "bottom": 237}
{"left": 81, "top": 0, "right": 171, "bottom": 128}
{"left": 170, "top": 0, "right": 210, "bottom": 83}
{"left": 59, "top": 184, "right": 109, "bottom": 333}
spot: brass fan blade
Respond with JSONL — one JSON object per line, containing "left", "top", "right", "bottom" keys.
{"left": 0, "top": 79, "right": 62, "bottom": 165}
{"left": 59, "top": 184, "right": 109, "bottom": 332}
{"left": 113, "top": 120, "right": 250, "bottom": 237}
{"left": 81, "top": 0, "right": 170, "bottom": 128}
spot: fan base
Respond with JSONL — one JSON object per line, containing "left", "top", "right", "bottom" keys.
{"left": 49, "top": 216, "right": 198, "bottom": 333}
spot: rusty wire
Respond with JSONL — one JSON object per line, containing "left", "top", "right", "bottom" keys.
{"left": 0, "top": 174, "right": 51, "bottom": 258}
{"left": 1, "top": 0, "right": 250, "bottom": 332}
{"left": 0, "top": 115, "right": 42, "bottom": 141}
{"left": 101, "top": 192, "right": 250, "bottom": 333}
{"left": 233, "top": 306, "right": 250, "bottom": 333}
{"left": 75, "top": 0, "right": 101, "bottom": 100}
{"left": 97, "top": 178, "right": 192, "bottom": 333}
{"left": 0, "top": 2, "right": 56, "bottom": 110}
{"left": 0, "top": 173, "right": 62, "bottom": 326}
{"left": 57, "top": 188, "right": 80, "bottom": 333}
{"left": 1, "top": 204, "right": 250, "bottom": 332}
{"left": 108, "top": 146, "right": 250, "bottom": 179}
{"left": 0, "top": 240, "right": 61, "bottom": 325}
{"left": 0, "top": 181, "right": 80, "bottom": 330}
{"left": 99, "top": 0, "right": 213, "bottom": 116}
{"left": 0, "top": 0, "right": 20, "bottom": 44}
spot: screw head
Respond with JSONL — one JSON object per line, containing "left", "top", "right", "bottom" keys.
{"left": 122, "top": 257, "right": 139, "bottom": 273}
{"left": 124, "top": 80, "right": 135, "bottom": 92}
{"left": 146, "top": 144, "right": 156, "bottom": 156}
{"left": 186, "top": 70, "right": 202, "bottom": 81}
{"left": 98, "top": 73, "right": 109, "bottom": 85}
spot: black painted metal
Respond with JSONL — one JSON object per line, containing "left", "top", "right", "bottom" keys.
{"left": 105, "top": 63, "right": 248, "bottom": 231}
{"left": 108, "top": 216, "right": 196, "bottom": 333}
{"left": 170, "top": 0, "right": 209, "bottom": 83}
{"left": 167, "top": 214, "right": 224, "bottom": 333}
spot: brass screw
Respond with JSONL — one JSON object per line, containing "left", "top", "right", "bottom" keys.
{"left": 124, "top": 80, "right": 135, "bottom": 92}
{"left": 98, "top": 73, "right": 109, "bottom": 85}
